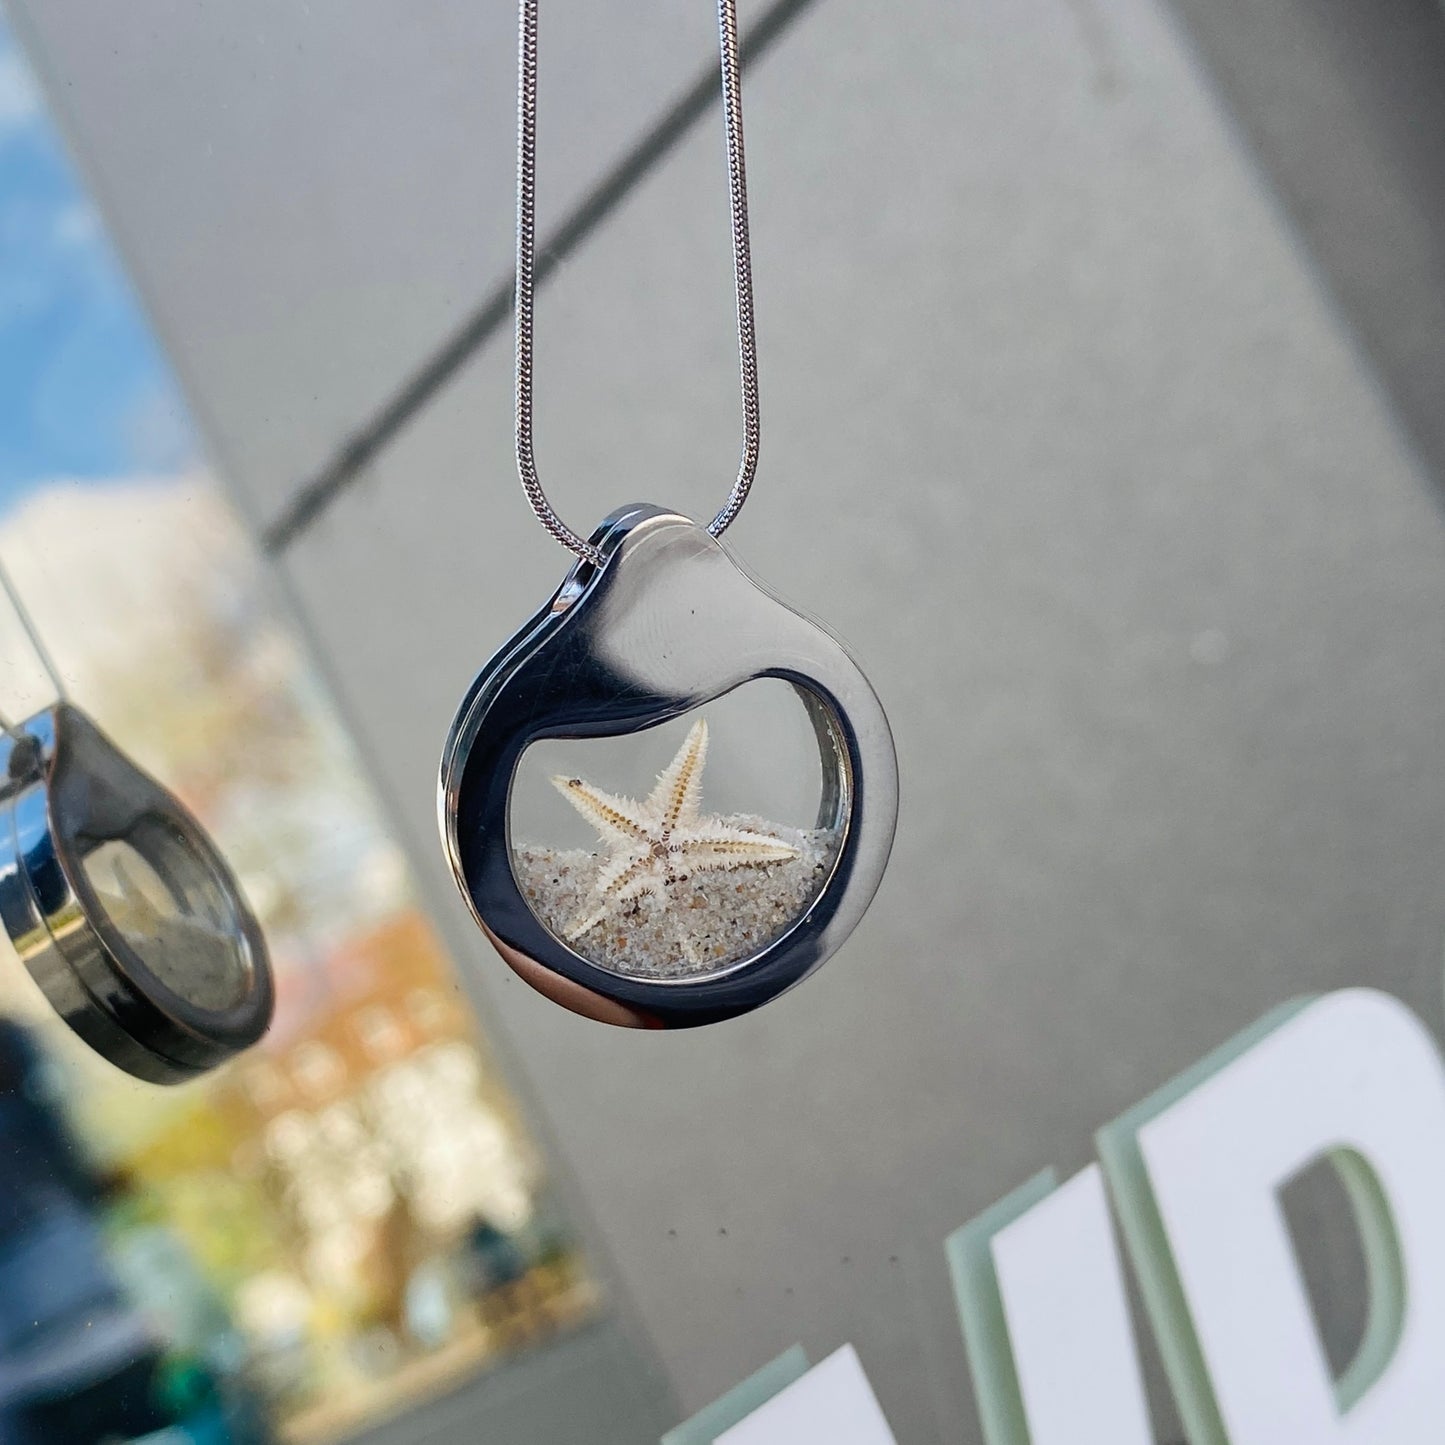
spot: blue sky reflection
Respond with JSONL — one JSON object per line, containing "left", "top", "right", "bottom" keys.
{"left": 0, "top": 17, "right": 192, "bottom": 511}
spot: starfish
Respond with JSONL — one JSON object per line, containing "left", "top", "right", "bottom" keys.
{"left": 552, "top": 717, "right": 801, "bottom": 957}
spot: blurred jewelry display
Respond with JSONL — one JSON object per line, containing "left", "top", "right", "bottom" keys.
{"left": 438, "top": 0, "right": 897, "bottom": 1026}
{"left": 0, "top": 561, "right": 272, "bottom": 1082}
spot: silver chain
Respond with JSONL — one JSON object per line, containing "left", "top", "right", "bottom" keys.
{"left": 514, "top": 0, "right": 761, "bottom": 565}
{"left": 0, "top": 555, "right": 66, "bottom": 706}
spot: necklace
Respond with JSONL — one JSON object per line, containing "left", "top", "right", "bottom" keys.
{"left": 438, "top": 0, "right": 897, "bottom": 1027}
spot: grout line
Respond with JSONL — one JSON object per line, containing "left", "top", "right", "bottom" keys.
{"left": 262, "top": 0, "right": 821, "bottom": 555}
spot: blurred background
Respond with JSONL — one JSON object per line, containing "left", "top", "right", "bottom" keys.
{"left": 0, "top": 11, "right": 610, "bottom": 1442}
{"left": 0, "top": 0, "right": 1443, "bottom": 1442}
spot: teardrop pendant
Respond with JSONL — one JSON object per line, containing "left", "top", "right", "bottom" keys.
{"left": 439, "top": 504, "right": 897, "bottom": 1027}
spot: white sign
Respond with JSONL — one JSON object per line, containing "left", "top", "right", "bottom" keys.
{"left": 1125, "top": 989, "right": 1445, "bottom": 1443}
{"left": 674, "top": 988, "right": 1445, "bottom": 1445}
{"left": 959, "top": 989, "right": 1445, "bottom": 1444}
{"left": 716, "top": 1346, "right": 896, "bottom": 1445}
{"left": 989, "top": 1166, "right": 1152, "bottom": 1445}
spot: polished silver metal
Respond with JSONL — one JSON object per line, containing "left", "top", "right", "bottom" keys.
{"left": 0, "top": 702, "right": 273, "bottom": 1082}
{"left": 514, "top": 0, "right": 760, "bottom": 565}
{"left": 439, "top": 506, "right": 896, "bottom": 1027}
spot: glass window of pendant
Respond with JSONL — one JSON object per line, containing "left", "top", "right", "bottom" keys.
{"left": 510, "top": 679, "right": 842, "bottom": 979}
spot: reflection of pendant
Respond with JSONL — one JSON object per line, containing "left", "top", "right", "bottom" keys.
{"left": 0, "top": 703, "right": 273, "bottom": 1082}
{"left": 439, "top": 504, "right": 897, "bottom": 1027}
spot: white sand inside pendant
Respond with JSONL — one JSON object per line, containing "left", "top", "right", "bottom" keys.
{"left": 101, "top": 893, "right": 250, "bottom": 1010}
{"left": 513, "top": 815, "right": 837, "bottom": 979}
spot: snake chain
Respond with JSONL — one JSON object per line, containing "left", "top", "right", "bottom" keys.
{"left": 514, "top": 0, "right": 761, "bottom": 564}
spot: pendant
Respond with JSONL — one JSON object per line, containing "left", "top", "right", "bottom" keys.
{"left": 0, "top": 702, "right": 273, "bottom": 1082}
{"left": 439, "top": 504, "right": 897, "bottom": 1027}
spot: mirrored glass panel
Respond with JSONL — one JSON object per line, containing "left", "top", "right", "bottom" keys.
{"left": 0, "top": 18, "right": 604, "bottom": 1442}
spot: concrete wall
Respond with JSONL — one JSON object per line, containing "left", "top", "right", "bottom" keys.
{"left": 14, "top": 0, "right": 1445, "bottom": 1439}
